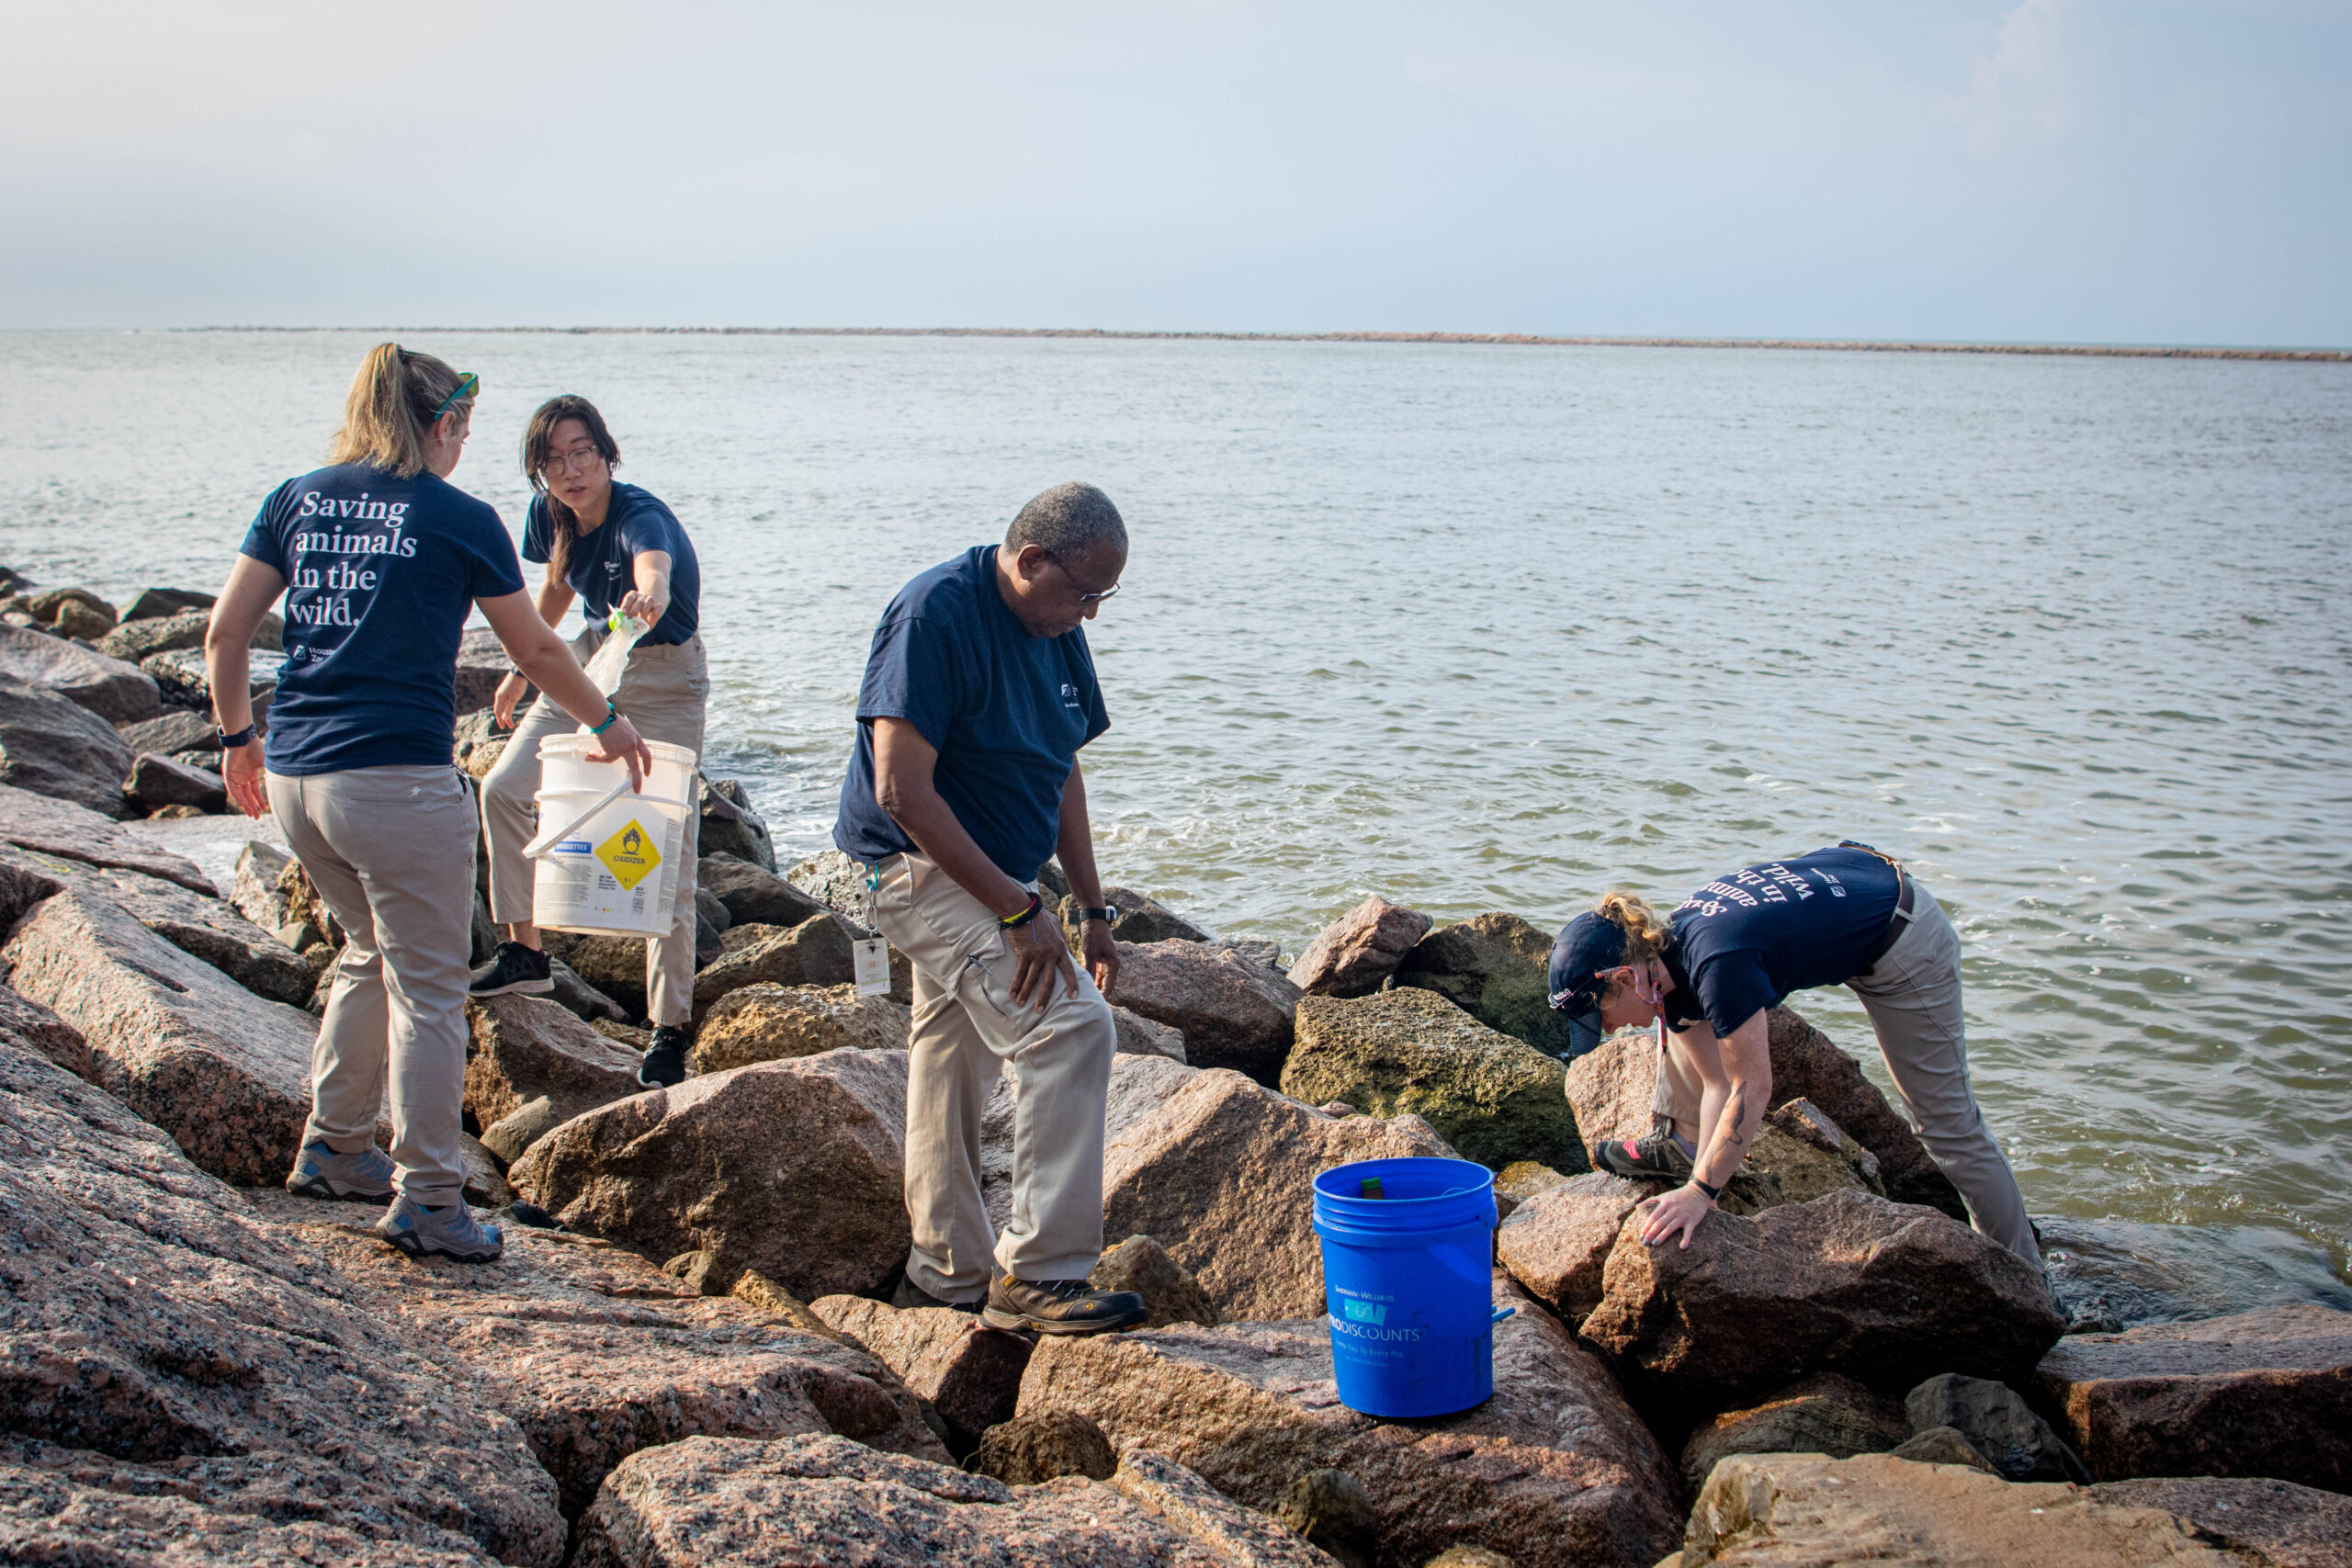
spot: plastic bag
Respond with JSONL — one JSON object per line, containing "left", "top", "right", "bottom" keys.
{"left": 580, "top": 609, "right": 647, "bottom": 704}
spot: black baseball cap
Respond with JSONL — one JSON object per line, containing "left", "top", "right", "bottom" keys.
{"left": 1547, "top": 911, "right": 1628, "bottom": 1058}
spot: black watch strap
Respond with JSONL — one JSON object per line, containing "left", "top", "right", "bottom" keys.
{"left": 217, "top": 724, "right": 257, "bottom": 749}
{"left": 1077, "top": 906, "right": 1121, "bottom": 925}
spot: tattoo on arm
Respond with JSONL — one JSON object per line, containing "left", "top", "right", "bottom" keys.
{"left": 1724, "top": 1090, "right": 1752, "bottom": 1151}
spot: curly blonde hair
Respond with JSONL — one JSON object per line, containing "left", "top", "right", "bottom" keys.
{"left": 1594, "top": 888, "right": 1672, "bottom": 969}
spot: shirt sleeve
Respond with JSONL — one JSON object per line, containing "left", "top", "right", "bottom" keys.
{"left": 1691, "top": 950, "right": 1778, "bottom": 1039}
{"left": 237, "top": 480, "right": 296, "bottom": 570}
{"left": 1068, "top": 635, "right": 1111, "bottom": 746}
{"left": 615, "top": 499, "right": 686, "bottom": 565}
{"left": 855, "top": 613, "right": 961, "bottom": 751}
{"left": 465, "top": 505, "right": 529, "bottom": 601}
{"left": 520, "top": 496, "right": 551, "bottom": 566}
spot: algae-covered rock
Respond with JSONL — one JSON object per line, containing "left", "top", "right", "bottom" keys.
{"left": 1283, "top": 987, "right": 1585, "bottom": 1173}
{"left": 1393, "top": 911, "right": 1577, "bottom": 1058}
{"left": 692, "top": 982, "right": 909, "bottom": 1073}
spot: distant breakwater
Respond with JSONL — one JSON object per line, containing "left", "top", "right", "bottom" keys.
{"left": 173, "top": 325, "right": 2352, "bottom": 364}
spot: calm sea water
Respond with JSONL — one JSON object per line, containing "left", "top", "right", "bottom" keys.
{"left": 5, "top": 329, "right": 2347, "bottom": 1309}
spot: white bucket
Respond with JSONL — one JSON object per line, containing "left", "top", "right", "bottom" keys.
{"left": 526, "top": 735, "right": 699, "bottom": 939}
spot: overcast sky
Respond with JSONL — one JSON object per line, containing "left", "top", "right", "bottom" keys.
{"left": 3, "top": 1, "right": 2344, "bottom": 344}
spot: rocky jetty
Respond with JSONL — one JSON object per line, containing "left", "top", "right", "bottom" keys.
{"left": 0, "top": 583, "right": 2344, "bottom": 1565}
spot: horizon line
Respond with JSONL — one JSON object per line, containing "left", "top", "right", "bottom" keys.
{"left": 148, "top": 325, "right": 2351, "bottom": 364}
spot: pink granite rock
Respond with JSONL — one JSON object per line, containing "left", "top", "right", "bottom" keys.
{"left": 5, "top": 889, "right": 317, "bottom": 1186}
{"left": 1286, "top": 896, "right": 1434, "bottom": 998}
{"left": 1016, "top": 1274, "right": 1679, "bottom": 1568}
{"left": 571, "top": 1433, "right": 1339, "bottom": 1568}
{"left": 0, "top": 1032, "right": 563, "bottom": 1564}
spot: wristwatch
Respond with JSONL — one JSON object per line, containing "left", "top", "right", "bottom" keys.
{"left": 1076, "top": 906, "right": 1121, "bottom": 926}
{"left": 217, "top": 724, "right": 257, "bottom": 749}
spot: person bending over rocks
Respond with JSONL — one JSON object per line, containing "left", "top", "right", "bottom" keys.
{"left": 209, "top": 344, "right": 649, "bottom": 1265}
{"left": 831, "top": 482, "right": 1146, "bottom": 1335}
{"left": 1547, "top": 842, "right": 2040, "bottom": 1267}
{"left": 471, "top": 395, "right": 709, "bottom": 1089}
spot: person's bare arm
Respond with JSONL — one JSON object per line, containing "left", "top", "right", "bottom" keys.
{"left": 204, "top": 555, "right": 287, "bottom": 818}
{"left": 618, "top": 549, "right": 672, "bottom": 628}
{"left": 492, "top": 569, "right": 579, "bottom": 727}
{"left": 477, "top": 590, "right": 651, "bottom": 788}
{"left": 1639, "top": 1008, "right": 1773, "bottom": 1247}
{"left": 872, "top": 716, "right": 1077, "bottom": 1009}
{"left": 1055, "top": 761, "right": 1118, "bottom": 994}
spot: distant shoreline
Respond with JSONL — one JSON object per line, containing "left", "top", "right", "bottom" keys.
{"left": 164, "top": 325, "right": 2349, "bottom": 364}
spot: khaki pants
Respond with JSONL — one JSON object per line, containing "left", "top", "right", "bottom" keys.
{"left": 1651, "top": 882, "right": 2039, "bottom": 1264}
{"left": 869, "top": 850, "right": 1117, "bottom": 1300}
{"left": 269, "top": 764, "right": 478, "bottom": 1205}
{"left": 481, "top": 630, "right": 708, "bottom": 1026}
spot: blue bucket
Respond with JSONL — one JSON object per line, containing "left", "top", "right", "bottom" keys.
{"left": 1312, "top": 1156, "right": 1502, "bottom": 1418}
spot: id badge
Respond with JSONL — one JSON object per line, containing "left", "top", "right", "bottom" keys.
{"left": 853, "top": 937, "right": 892, "bottom": 997}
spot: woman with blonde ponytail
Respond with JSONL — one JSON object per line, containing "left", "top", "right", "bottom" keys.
{"left": 203, "top": 343, "right": 650, "bottom": 1266}
{"left": 1546, "top": 843, "right": 2040, "bottom": 1271}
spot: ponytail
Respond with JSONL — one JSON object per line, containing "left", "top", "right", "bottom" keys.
{"left": 1595, "top": 888, "right": 1672, "bottom": 968}
{"left": 326, "top": 343, "right": 473, "bottom": 478}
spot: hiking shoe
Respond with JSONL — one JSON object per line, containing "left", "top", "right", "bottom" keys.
{"left": 638, "top": 1025, "right": 690, "bottom": 1088}
{"left": 284, "top": 1141, "right": 396, "bottom": 1204}
{"left": 982, "top": 1274, "right": 1148, "bottom": 1335}
{"left": 469, "top": 942, "right": 553, "bottom": 998}
{"left": 377, "top": 1194, "right": 504, "bottom": 1264}
{"left": 1595, "top": 1130, "right": 1695, "bottom": 1182}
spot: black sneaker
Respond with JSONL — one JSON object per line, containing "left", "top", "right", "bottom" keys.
{"left": 1595, "top": 1128, "right": 1695, "bottom": 1181}
{"left": 891, "top": 1276, "right": 983, "bottom": 1314}
{"left": 638, "top": 1025, "right": 690, "bottom": 1088}
{"left": 982, "top": 1273, "right": 1148, "bottom": 1336}
{"left": 469, "top": 942, "right": 553, "bottom": 998}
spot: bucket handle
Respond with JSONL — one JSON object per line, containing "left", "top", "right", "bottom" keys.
{"left": 522, "top": 779, "right": 635, "bottom": 860}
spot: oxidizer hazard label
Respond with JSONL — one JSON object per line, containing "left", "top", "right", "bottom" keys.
{"left": 594, "top": 819, "right": 662, "bottom": 892}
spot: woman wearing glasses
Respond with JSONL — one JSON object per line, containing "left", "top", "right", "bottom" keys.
{"left": 472, "top": 395, "right": 709, "bottom": 1089}
{"left": 208, "top": 345, "right": 649, "bottom": 1263}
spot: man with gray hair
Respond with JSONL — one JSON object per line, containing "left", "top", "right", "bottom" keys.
{"left": 832, "top": 482, "right": 1144, "bottom": 1333}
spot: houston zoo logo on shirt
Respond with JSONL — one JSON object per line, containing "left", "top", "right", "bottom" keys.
{"left": 285, "top": 491, "right": 415, "bottom": 629}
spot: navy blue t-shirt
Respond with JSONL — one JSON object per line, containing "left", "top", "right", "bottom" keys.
{"left": 1660, "top": 846, "right": 1904, "bottom": 1037}
{"left": 240, "top": 464, "right": 526, "bottom": 775}
{"left": 523, "top": 483, "right": 700, "bottom": 647}
{"left": 831, "top": 546, "right": 1111, "bottom": 882}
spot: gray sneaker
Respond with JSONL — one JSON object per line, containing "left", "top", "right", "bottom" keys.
{"left": 285, "top": 1141, "right": 396, "bottom": 1204}
{"left": 377, "top": 1193, "right": 504, "bottom": 1264}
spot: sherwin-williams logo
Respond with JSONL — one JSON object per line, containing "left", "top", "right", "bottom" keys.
{"left": 1341, "top": 1299, "right": 1385, "bottom": 1325}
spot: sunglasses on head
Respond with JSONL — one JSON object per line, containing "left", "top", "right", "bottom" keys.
{"left": 431, "top": 372, "right": 480, "bottom": 423}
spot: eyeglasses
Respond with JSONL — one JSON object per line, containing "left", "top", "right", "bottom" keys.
{"left": 1049, "top": 556, "right": 1122, "bottom": 605}
{"left": 431, "top": 372, "right": 479, "bottom": 422}
{"left": 540, "top": 445, "right": 608, "bottom": 478}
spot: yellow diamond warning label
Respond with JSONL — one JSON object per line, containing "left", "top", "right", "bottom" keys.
{"left": 594, "top": 818, "right": 663, "bottom": 892}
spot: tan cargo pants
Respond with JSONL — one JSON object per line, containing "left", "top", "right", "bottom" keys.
{"left": 1650, "top": 880, "right": 2039, "bottom": 1263}
{"left": 868, "top": 849, "right": 1118, "bottom": 1300}
{"left": 480, "top": 628, "right": 708, "bottom": 1025}
{"left": 268, "top": 764, "right": 477, "bottom": 1205}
